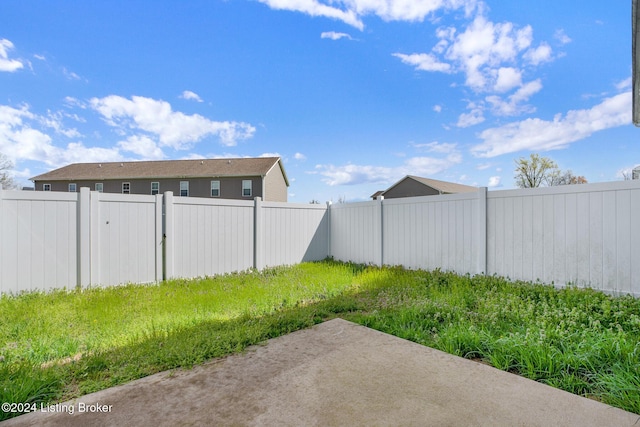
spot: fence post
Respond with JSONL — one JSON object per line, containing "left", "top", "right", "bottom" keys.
{"left": 254, "top": 196, "right": 263, "bottom": 271}
{"left": 378, "top": 196, "right": 384, "bottom": 267}
{"left": 154, "top": 193, "right": 163, "bottom": 282}
{"left": 326, "top": 201, "right": 332, "bottom": 259}
{"left": 78, "top": 187, "right": 91, "bottom": 289}
{"left": 0, "top": 185, "right": 3, "bottom": 294}
{"left": 476, "top": 187, "right": 488, "bottom": 275}
{"left": 163, "top": 191, "right": 174, "bottom": 280}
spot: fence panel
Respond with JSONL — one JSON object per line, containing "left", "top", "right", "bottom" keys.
{"left": 3, "top": 181, "right": 640, "bottom": 297}
{"left": 89, "top": 192, "right": 162, "bottom": 287}
{"left": 261, "top": 202, "right": 328, "bottom": 268}
{"left": 0, "top": 189, "right": 78, "bottom": 294}
{"left": 383, "top": 193, "right": 479, "bottom": 274}
{"left": 329, "top": 201, "right": 382, "bottom": 265}
{"left": 168, "top": 196, "right": 254, "bottom": 279}
{"left": 487, "top": 181, "right": 640, "bottom": 296}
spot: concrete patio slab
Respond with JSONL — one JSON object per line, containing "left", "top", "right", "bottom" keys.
{"left": 2, "top": 318, "right": 639, "bottom": 426}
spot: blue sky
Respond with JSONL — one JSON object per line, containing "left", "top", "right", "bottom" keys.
{"left": 0, "top": 0, "right": 637, "bottom": 202}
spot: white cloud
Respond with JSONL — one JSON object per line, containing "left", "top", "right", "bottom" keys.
{"left": 258, "top": 0, "right": 364, "bottom": 30}
{"left": 523, "top": 42, "right": 552, "bottom": 65}
{"left": 321, "top": 31, "right": 352, "bottom": 40}
{"left": 294, "top": 152, "right": 307, "bottom": 160}
{"left": 180, "top": 90, "right": 203, "bottom": 102}
{"left": 62, "top": 67, "right": 82, "bottom": 81}
{"left": 54, "top": 142, "right": 123, "bottom": 165}
{"left": 90, "top": 95, "right": 255, "bottom": 148}
{"left": 259, "top": 0, "right": 478, "bottom": 30}
{"left": 485, "top": 78, "right": 542, "bottom": 116}
{"left": 456, "top": 102, "right": 485, "bottom": 127}
{"left": 393, "top": 52, "right": 452, "bottom": 72}
{"left": 0, "top": 39, "right": 24, "bottom": 72}
{"left": 0, "top": 104, "right": 123, "bottom": 167}
{"left": 471, "top": 91, "right": 632, "bottom": 157}
{"left": 40, "top": 111, "right": 83, "bottom": 138}
{"left": 487, "top": 176, "right": 501, "bottom": 187}
{"left": 0, "top": 99, "right": 254, "bottom": 170}
{"left": 433, "top": 104, "right": 442, "bottom": 113}
{"left": 118, "top": 135, "right": 165, "bottom": 160}
{"left": 444, "top": 15, "right": 534, "bottom": 90}
{"left": 260, "top": 152, "right": 282, "bottom": 158}
{"left": 315, "top": 153, "right": 462, "bottom": 186}
{"left": 394, "top": 11, "right": 551, "bottom": 98}
{"left": 410, "top": 141, "right": 458, "bottom": 154}
{"left": 493, "top": 67, "right": 522, "bottom": 92}
{"left": 616, "top": 77, "right": 632, "bottom": 91}
{"left": 554, "top": 29, "right": 571, "bottom": 45}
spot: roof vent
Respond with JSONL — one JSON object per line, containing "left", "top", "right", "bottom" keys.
{"left": 227, "top": 160, "right": 231, "bottom": 164}
{"left": 120, "top": 163, "right": 124, "bottom": 167}
{"left": 201, "top": 161, "right": 204, "bottom": 165}
{"left": 98, "top": 164, "right": 102, "bottom": 168}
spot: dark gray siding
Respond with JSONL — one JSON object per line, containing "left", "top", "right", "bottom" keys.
{"left": 34, "top": 177, "right": 265, "bottom": 200}
{"left": 383, "top": 179, "right": 439, "bottom": 199}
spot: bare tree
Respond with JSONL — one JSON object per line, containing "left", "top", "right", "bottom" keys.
{"left": 0, "top": 153, "right": 18, "bottom": 189}
{"left": 548, "top": 170, "right": 588, "bottom": 186}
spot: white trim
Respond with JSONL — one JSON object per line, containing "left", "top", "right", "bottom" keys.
{"left": 211, "top": 180, "right": 220, "bottom": 197}
{"left": 242, "top": 180, "right": 252, "bottom": 197}
{"left": 180, "top": 181, "right": 189, "bottom": 197}
{"left": 151, "top": 181, "right": 160, "bottom": 195}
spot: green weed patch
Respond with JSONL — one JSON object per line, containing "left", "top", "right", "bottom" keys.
{"left": 1, "top": 261, "right": 639, "bottom": 420}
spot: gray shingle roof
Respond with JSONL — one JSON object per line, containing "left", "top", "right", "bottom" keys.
{"left": 373, "top": 175, "right": 478, "bottom": 198}
{"left": 31, "top": 157, "right": 289, "bottom": 186}
{"left": 404, "top": 175, "right": 477, "bottom": 194}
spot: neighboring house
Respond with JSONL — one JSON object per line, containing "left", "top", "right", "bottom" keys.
{"left": 31, "top": 157, "right": 289, "bottom": 202}
{"left": 371, "top": 175, "right": 477, "bottom": 199}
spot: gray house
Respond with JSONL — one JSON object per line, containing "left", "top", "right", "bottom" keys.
{"left": 31, "top": 157, "right": 289, "bottom": 202}
{"left": 372, "top": 175, "right": 477, "bottom": 199}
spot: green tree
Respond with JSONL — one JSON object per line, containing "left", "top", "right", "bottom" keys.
{"left": 514, "top": 154, "right": 587, "bottom": 188}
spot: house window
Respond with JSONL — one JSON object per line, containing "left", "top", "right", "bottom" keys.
{"left": 151, "top": 182, "right": 160, "bottom": 195}
{"left": 180, "top": 181, "right": 189, "bottom": 197}
{"left": 242, "top": 180, "right": 252, "bottom": 197}
{"left": 95, "top": 183, "right": 103, "bottom": 193}
{"left": 122, "top": 182, "right": 130, "bottom": 194}
{"left": 211, "top": 180, "right": 220, "bottom": 197}
{"left": 68, "top": 183, "right": 77, "bottom": 192}
{"left": 43, "top": 184, "right": 51, "bottom": 191}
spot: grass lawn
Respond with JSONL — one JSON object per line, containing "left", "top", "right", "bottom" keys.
{"left": 1, "top": 260, "right": 639, "bottom": 421}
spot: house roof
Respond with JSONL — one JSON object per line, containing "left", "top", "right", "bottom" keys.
{"left": 31, "top": 157, "right": 289, "bottom": 186}
{"left": 402, "top": 175, "right": 477, "bottom": 194}
{"left": 372, "top": 175, "right": 477, "bottom": 198}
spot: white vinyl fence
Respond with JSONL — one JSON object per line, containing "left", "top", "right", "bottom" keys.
{"left": 486, "top": 181, "right": 640, "bottom": 296}
{"left": 0, "top": 190, "right": 78, "bottom": 294}
{"left": 329, "top": 180, "right": 640, "bottom": 297}
{"left": 2, "top": 180, "right": 640, "bottom": 297}
{"left": 0, "top": 187, "right": 331, "bottom": 294}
